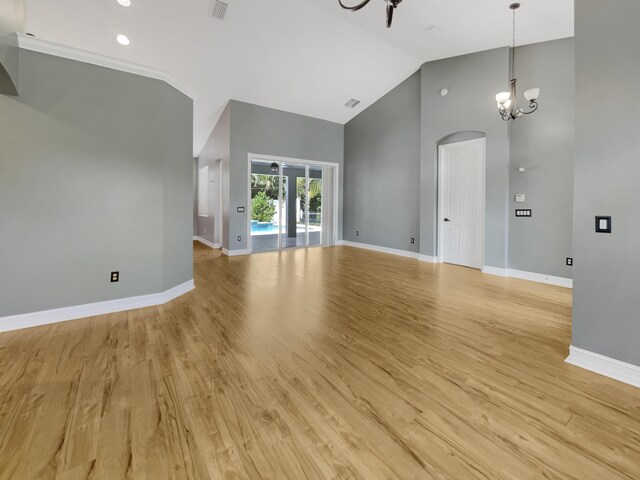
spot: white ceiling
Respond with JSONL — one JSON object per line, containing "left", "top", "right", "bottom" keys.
{"left": 24, "top": 0, "right": 573, "bottom": 156}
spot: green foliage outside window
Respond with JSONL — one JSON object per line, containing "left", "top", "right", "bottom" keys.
{"left": 251, "top": 191, "right": 276, "bottom": 222}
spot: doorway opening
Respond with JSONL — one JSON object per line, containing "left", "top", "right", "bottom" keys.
{"left": 247, "top": 155, "right": 338, "bottom": 254}
{"left": 437, "top": 138, "right": 486, "bottom": 269}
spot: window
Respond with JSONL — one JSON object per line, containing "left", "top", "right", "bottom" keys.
{"left": 198, "top": 166, "right": 208, "bottom": 217}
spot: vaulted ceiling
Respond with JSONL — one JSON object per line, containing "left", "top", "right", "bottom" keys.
{"left": 24, "top": 0, "right": 573, "bottom": 156}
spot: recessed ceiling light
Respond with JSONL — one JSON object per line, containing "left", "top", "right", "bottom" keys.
{"left": 117, "top": 0, "right": 131, "bottom": 6}
{"left": 116, "top": 34, "right": 130, "bottom": 46}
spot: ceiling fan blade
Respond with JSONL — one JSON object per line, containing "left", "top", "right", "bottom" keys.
{"left": 386, "top": 3, "right": 394, "bottom": 27}
{"left": 338, "top": 0, "right": 372, "bottom": 12}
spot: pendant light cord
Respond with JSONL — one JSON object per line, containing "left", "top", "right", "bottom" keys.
{"left": 511, "top": 7, "right": 516, "bottom": 80}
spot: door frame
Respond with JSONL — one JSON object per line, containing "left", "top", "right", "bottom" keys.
{"left": 247, "top": 153, "right": 340, "bottom": 254}
{"left": 436, "top": 137, "right": 486, "bottom": 268}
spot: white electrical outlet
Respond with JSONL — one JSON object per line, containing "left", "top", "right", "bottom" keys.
{"left": 515, "top": 194, "right": 526, "bottom": 203}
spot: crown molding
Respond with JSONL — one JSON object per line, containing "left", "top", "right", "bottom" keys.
{"left": 16, "top": 33, "right": 197, "bottom": 100}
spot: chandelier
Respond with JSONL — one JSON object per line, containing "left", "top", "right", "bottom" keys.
{"left": 338, "top": 0, "right": 403, "bottom": 28}
{"left": 496, "top": 3, "right": 540, "bottom": 121}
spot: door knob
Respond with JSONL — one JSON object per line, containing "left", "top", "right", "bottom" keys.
{"left": 444, "top": 218, "right": 451, "bottom": 222}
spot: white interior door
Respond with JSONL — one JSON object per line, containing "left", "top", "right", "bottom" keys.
{"left": 439, "top": 138, "right": 485, "bottom": 269}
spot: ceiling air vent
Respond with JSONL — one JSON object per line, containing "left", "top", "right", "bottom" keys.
{"left": 209, "top": 0, "right": 229, "bottom": 20}
{"left": 345, "top": 98, "right": 361, "bottom": 108}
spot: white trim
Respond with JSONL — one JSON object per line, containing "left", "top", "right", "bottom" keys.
{"left": 482, "top": 266, "right": 572, "bottom": 288}
{"left": 16, "top": 33, "right": 197, "bottom": 99}
{"left": 193, "top": 236, "right": 221, "bottom": 249}
{"left": 508, "top": 269, "right": 573, "bottom": 288}
{"left": 566, "top": 346, "right": 640, "bottom": 389}
{"left": 0, "top": 280, "right": 195, "bottom": 334}
{"left": 482, "top": 266, "right": 509, "bottom": 277}
{"left": 340, "top": 241, "right": 418, "bottom": 259}
{"left": 437, "top": 137, "right": 486, "bottom": 270}
{"left": 336, "top": 243, "right": 571, "bottom": 288}
{"left": 418, "top": 254, "right": 441, "bottom": 264}
{"left": 249, "top": 153, "right": 340, "bottom": 168}
{"left": 222, "top": 248, "right": 249, "bottom": 257}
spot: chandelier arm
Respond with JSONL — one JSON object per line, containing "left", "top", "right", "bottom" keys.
{"left": 338, "top": 0, "right": 372, "bottom": 12}
{"left": 519, "top": 102, "right": 539, "bottom": 115}
{"left": 386, "top": 3, "right": 394, "bottom": 28}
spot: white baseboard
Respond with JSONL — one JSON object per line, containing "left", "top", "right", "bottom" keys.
{"left": 483, "top": 266, "right": 572, "bottom": 288}
{"left": 509, "top": 269, "right": 572, "bottom": 288}
{"left": 0, "top": 280, "right": 195, "bottom": 334}
{"left": 335, "top": 243, "right": 570, "bottom": 288}
{"left": 418, "top": 254, "right": 441, "bottom": 264}
{"left": 193, "top": 236, "right": 221, "bottom": 249}
{"left": 482, "top": 266, "right": 509, "bottom": 277}
{"left": 566, "top": 345, "right": 640, "bottom": 389}
{"left": 339, "top": 240, "right": 418, "bottom": 259}
{"left": 222, "top": 248, "right": 249, "bottom": 257}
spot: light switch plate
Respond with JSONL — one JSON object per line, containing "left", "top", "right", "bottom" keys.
{"left": 237, "top": 206, "right": 245, "bottom": 213}
{"left": 515, "top": 194, "right": 526, "bottom": 203}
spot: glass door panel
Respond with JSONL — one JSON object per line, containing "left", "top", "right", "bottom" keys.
{"left": 281, "top": 162, "right": 307, "bottom": 249}
{"left": 308, "top": 165, "right": 323, "bottom": 247}
{"left": 250, "top": 159, "right": 282, "bottom": 253}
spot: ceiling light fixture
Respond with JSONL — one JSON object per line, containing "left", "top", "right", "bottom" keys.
{"left": 338, "top": 0, "right": 403, "bottom": 28}
{"left": 116, "top": 34, "right": 130, "bottom": 46}
{"left": 495, "top": 3, "right": 540, "bottom": 121}
{"left": 117, "top": 0, "right": 131, "bottom": 6}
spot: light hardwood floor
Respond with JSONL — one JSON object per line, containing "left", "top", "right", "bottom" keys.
{"left": 1, "top": 242, "right": 639, "bottom": 479}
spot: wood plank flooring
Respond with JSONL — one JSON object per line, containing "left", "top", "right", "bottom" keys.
{"left": 0, "top": 242, "right": 639, "bottom": 479}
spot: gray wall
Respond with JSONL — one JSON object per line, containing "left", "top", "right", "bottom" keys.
{"left": 0, "top": 33, "right": 18, "bottom": 96}
{"left": 508, "top": 38, "right": 574, "bottom": 277}
{"left": 0, "top": 49, "right": 193, "bottom": 317}
{"left": 343, "top": 39, "right": 574, "bottom": 276}
{"left": 573, "top": 0, "right": 640, "bottom": 365}
{"left": 197, "top": 103, "right": 230, "bottom": 247}
{"left": 227, "top": 100, "right": 344, "bottom": 252}
{"left": 421, "top": 47, "right": 511, "bottom": 268}
{"left": 193, "top": 158, "right": 198, "bottom": 236}
{"left": 343, "top": 71, "right": 421, "bottom": 252}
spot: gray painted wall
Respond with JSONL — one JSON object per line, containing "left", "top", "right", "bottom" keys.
{"left": 227, "top": 100, "right": 344, "bottom": 251}
{"left": 197, "top": 103, "right": 229, "bottom": 247}
{"left": 343, "top": 40, "right": 574, "bottom": 276}
{"left": 193, "top": 158, "right": 198, "bottom": 236}
{"left": 0, "top": 49, "right": 193, "bottom": 317}
{"left": 421, "top": 47, "right": 511, "bottom": 268}
{"left": 343, "top": 71, "right": 421, "bottom": 252}
{"left": 508, "top": 38, "right": 574, "bottom": 278}
{"left": 573, "top": 0, "right": 640, "bottom": 365}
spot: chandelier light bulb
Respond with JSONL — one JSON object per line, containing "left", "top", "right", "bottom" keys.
{"left": 524, "top": 88, "right": 540, "bottom": 102}
{"left": 496, "top": 92, "right": 511, "bottom": 106}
